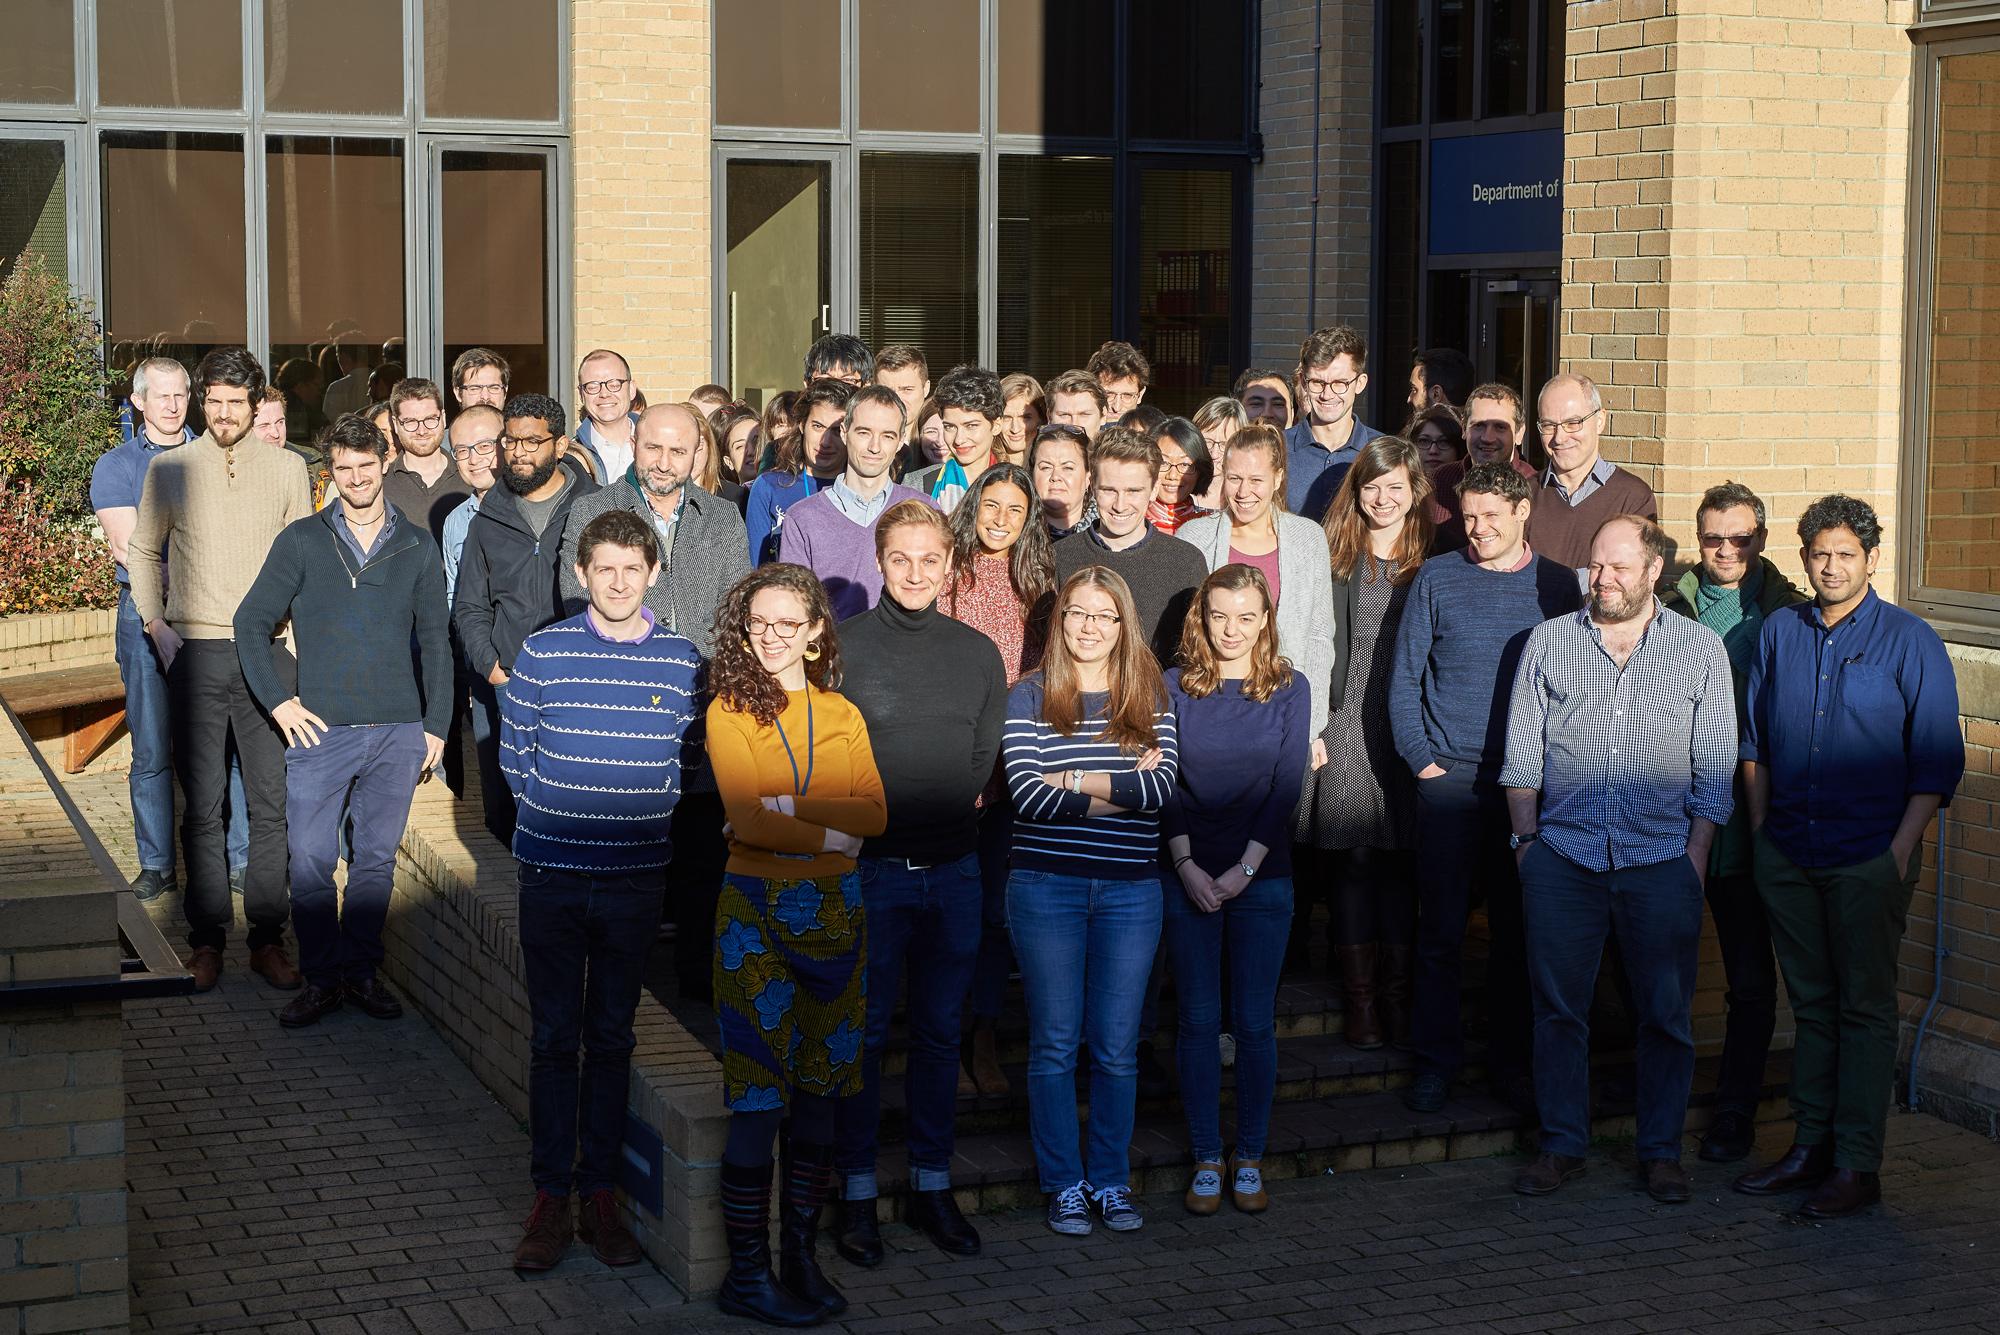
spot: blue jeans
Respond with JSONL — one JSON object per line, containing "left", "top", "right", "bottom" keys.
{"left": 226, "top": 752, "right": 248, "bottom": 874}
{"left": 1162, "top": 874, "right": 1293, "bottom": 1162}
{"left": 1520, "top": 843, "right": 1705, "bottom": 1162}
{"left": 968, "top": 804, "right": 1014, "bottom": 1020}
{"left": 284, "top": 722, "right": 425, "bottom": 989}
{"left": 113, "top": 590, "right": 175, "bottom": 872}
{"left": 836, "top": 853, "right": 982, "bottom": 1198}
{"left": 519, "top": 863, "right": 663, "bottom": 1196}
{"left": 1007, "top": 869, "right": 1162, "bottom": 1192}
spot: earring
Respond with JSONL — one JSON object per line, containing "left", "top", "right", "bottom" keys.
{"left": 802, "top": 641, "right": 822, "bottom": 662}
{"left": 741, "top": 637, "right": 753, "bottom": 653}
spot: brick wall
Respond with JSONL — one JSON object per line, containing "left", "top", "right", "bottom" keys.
{"left": 570, "top": 0, "right": 713, "bottom": 404}
{"left": 0, "top": 613, "right": 116, "bottom": 678}
{"left": 1249, "top": 0, "right": 1374, "bottom": 372}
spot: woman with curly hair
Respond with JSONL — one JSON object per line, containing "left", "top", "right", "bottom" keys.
{"left": 706, "top": 564, "right": 886, "bottom": 1327}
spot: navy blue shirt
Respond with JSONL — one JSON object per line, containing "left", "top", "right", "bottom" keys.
{"left": 1283, "top": 417, "right": 1381, "bottom": 520}
{"left": 89, "top": 432, "right": 189, "bottom": 584}
{"left": 1742, "top": 589, "right": 1963, "bottom": 868}
{"left": 1162, "top": 668, "right": 1311, "bottom": 879}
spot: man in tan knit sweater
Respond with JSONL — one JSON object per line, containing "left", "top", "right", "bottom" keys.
{"left": 127, "top": 348, "right": 314, "bottom": 993}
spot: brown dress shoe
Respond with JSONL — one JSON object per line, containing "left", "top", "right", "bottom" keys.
{"left": 186, "top": 946, "right": 223, "bottom": 993}
{"left": 344, "top": 977, "right": 403, "bottom": 1020}
{"left": 1643, "top": 1159, "right": 1691, "bottom": 1204}
{"left": 1335, "top": 944, "right": 1384, "bottom": 1050}
{"left": 1513, "top": 1152, "right": 1587, "bottom": 1196}
{"left": 577, "top": 1189, "right": 643, "bottom": 1265}
{"left": 513, "top": 1191, "right": 571, "bottom": 1271}
{"left": 249, "top": 944, "right": 303, "bottom": 991}
{"left": 1733, "top": 1141, "right": 1833, "bottom": 1196}
{"left": 278, "top": 983, "right": 344, "bottom": 1028}
{"left": 1798, "top": 1168, "right": 1880, "bottom": 1219}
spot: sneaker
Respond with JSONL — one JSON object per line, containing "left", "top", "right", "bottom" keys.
{"left": 1184, "top": 1162, "right": 1224, "bottom": 1216}
{"left": 229, "top": 866, "right": 246, "bottom": 898}
{"left": 1229, "top": 1157, "right": 1269, "bottom": 1214}
{"left": 1091, "top": 1184, "right": 1143, "bottom": 1232}
{"left": 1218, "top": 1033, "right": 1237, "bottom": 1069}
{"left": 1403, "top": 1071, "right": 1449, "bottom": 1113}
{"left": 131, "top": 869, "right": 175, "bottom": 903}
{"left": 1045, "top": 1182, "right": 1093, "bottom": 1236}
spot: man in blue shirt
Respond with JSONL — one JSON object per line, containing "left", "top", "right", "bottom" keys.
{"left": 1501, "top": 515, "right": 1737, "bottom": 1204}
{"left": 1735, "top": 495, "right": 1963, "bottom": 1218}
{"left": 1283, "top": 325, "right": 1381, "bottom": 520}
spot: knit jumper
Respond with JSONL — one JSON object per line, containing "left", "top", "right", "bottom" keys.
{"left": 1525, "top": 464, "right": 1657, "bottom": 571}
{"left": 942, "top": 552, "right": 1043, "bottom": 683}
{"left": 1051, "top": 525, "right": 1209, "bottom": 666}
{"left": 1003, "top": 676, "right": 1180, "bottom": 880}
{"left": 707, "top": 686, "right": 888, "bottom": 880}
{"left": 127, "top": 432, "right": 314, "bottom": 637}
{"left": 776, "top": 482, "right": 933, "bottom": 620}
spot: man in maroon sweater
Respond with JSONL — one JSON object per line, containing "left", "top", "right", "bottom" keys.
{"left": 1525, "top": 373, "right": 1657, "bottom": 571}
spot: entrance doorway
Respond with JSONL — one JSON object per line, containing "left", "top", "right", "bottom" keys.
{"left": 1474, "top": 274, "right": 1558, "bottom": 401}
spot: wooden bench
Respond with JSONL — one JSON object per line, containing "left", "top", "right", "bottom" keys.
{"left": 0, "top": 662, "right": 127, "bottom": 774}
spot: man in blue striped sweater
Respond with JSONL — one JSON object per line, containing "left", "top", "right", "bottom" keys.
{"left": 499, "top": 508, "right": 700, "bottom": 1275}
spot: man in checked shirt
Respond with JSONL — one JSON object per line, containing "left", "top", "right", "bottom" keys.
{"left": 1500, "top": 514, "right": 1738, "bottom": 1205}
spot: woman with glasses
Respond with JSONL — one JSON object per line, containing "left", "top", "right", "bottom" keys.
{"left": 1002, "top": 566, "right": 1178, "bottom": 1238}
{"left": 1147, "top": 418, "right": 1214, "bottom": 536}
{"left": 705, "top": 565, "right": 887, "bottom": 1327}
{"left": 1192, "top": 396, "right": 1248, "bottom": 510}
{"left": 1405, "top": 403, "right": 1468, "bottom": 481}
{"left": 941, "top": 463, "right": 1056, "bottom": 1097}
{"left": 1165, "top": 564, "right": 1310, "bottom": 1215}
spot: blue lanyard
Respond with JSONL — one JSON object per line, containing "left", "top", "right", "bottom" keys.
{"left": 773, "top": 690, "right": 814, "bottom": 796}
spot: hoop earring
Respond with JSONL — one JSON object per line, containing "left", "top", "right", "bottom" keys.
{"left": 741, "top": 637, "right": 753, "bottom": 653}
{"left": 802, "top": 641, "right": 822, "bottom": 662}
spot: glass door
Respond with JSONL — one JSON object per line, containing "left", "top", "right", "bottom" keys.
{"left": 426, "top": 140, "right": 562, "bottom": 399}
{"left": 1476, "top": 274, "right": 1559, "bottom": 401}
{"left": 718, "top": 149, "right": 841, "bottom": 410}
{"left": 1127, "top": 156, "right": 1247, "bottom": 417}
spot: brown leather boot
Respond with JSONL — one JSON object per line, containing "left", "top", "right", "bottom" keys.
{"left": 1733, "top": 1141, "right": 1833, "bottom": 1196}
{"left": 249, "top": 943, "right": 303, "bottom": 991}
{"left": 1379, "top": 944, "right": 1414, "bottom": 1049}
{"left": 512, "top": 1191, "right": 571, "bottom": 1271}
{"left": 186, "top": 946, "right": 223, "bottom": 993}
{"left": 1334, "top": 944, "right": 1384, "bottom": 1050}
{"left": 577, "top": 1189, "right": 643, "bottom": 1265}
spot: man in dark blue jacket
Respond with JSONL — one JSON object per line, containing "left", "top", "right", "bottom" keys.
{"left": 235, "top": 413, "right": 454, "bottom": 1028}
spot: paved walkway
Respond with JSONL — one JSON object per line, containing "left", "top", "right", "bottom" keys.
{"left": 50, "top": 760, "right": 2000, "bottom": 1334}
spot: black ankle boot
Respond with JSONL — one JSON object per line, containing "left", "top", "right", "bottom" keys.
{"left": 717, "top": 1160, "right": 825, "bottom": 1328}
{"left": 833, "top": 1193, "right": 883, "bottom": 1265}
{"left": 777, "top": 1138, "right": 847, "bottom": 1318}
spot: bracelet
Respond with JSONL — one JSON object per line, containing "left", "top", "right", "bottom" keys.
{"left": 1173, "top": 855, "right": 1193, "bottom": 868}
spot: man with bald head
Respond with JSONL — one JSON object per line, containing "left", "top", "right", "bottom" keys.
{"left": 440, "top": 405, "right": 505, "bottom": 810}
{"left": 1524, "top": 373, "right": 1657, "bottom": 572}
{"left": 1501, "top": 514, "right": 1736, "bottom": 1203}
{"left": 558, "top": 402, "right": 752, "bottom": 1000}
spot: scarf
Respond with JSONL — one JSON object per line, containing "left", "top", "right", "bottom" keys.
{"left": 1693, "top": 562, "right": 1765, "bottom": 680}
{"left": 1146, "top": 497, "right": 1204, "bottom": 535}
{"left": 931, "top": 457, "right": 970, "bottom": 514}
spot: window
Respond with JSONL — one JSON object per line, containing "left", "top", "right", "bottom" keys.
{"left": 858, "top": 152, "right": 978, "bottom": 374}
{"left": 715, "top": 0, "right": 842, "bottom": 130}
{"left": 996, "top": 0, "right": 1114, "bottom": 138}
{"left": 97, "top": 0, "right": 243, "bottom": 110}
{"left": 0, "top": 139, "right": 69, "bottom": 283}
{"left": 722, "top": 158, "right": 833, "bottom": 407}
{"left": 997, "top": 156, "right": 1113, "bottom": 380}
{"left": 0, "top": 0, "right": 75, "bottom": 107}
{"left": 1126, "top": 0, "right": 1249, "bottom": 144}
{"left": 1135, "top": 164, "right": 1237, "bottom": 412}
{"left": 440, "top": 149, "right": 554, "bottom": 398}
{"left": 100, "top": 132, "right": 250, "bottom": 362}
{"left": 263, "top": 0, "right": 404, "bottom": 116}
{"left": 858, "top": 0, "right": 979, "bottom": 134}
{"left": 423, "top": 0, "right": 560, "bottom": 122}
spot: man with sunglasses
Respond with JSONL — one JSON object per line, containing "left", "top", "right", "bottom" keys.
{"left": 1524, "top": 373, "right": 1657, "bottom": 572}
{"left": 382, "top": 377, "right": 473, "bottom": 547}
{"left": 453, "top": 393, "right": 601, "bottom": 844}
{"left": 1284, "top": 324, "right": 1383, "bottom": 521}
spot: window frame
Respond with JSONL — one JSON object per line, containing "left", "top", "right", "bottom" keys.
{"left": 0, "top": 122, "right": 87, "bottom": 287}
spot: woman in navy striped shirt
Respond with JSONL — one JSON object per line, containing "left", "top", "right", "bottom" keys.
{"left": 1002, "top": 565, "right": 1179, "bottom": 1238}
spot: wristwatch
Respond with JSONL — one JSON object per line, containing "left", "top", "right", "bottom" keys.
{"left": 1509, "top": 830, "right": 1539, "bottom": 850}
{"left": 1240, "top": 863, "right": 1259, "bottom": 879}
{"left": 1068, "top": 769, "right": 1085, "bottom": 793}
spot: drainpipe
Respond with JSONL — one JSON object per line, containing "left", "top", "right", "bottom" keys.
{"left": 1908, "top": 820, "right": 1950, "bottom": 1111}
{"left": 1306, "top": 0, "right": 1324, "bottom": 330}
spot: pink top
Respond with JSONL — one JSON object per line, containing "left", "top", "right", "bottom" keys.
{"left": 1229, "top": 544, "right": 1283, "bottom": 606}
{"left": 942, "top": 552, "right": 1042, "bottom": 683}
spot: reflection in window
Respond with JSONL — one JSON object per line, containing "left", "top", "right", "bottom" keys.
{"left": 441, "top": 150, "right": 552, "bottom": 398}
{"left": 100, "top": 131, "right": 248, "bottom": 370}
{"left": 1486, "top": 0, "right": 1531, "bottom": 118}
{"left": 0, "top": 0, "right": 75, "bottom": 106}
{"left": 1922, "top": 49, "right": 2000, "bottom": 598}
{"left": 264, "top": 0, "right": 403, "bottom": 116}
{"left": 266, "top": 138, "right": 406, "bottom": 444}
{"left": 0, "top": 141, "right": 68, "bottom": 284}
{"left": 1127, "top": 0, "right": 1248, "bottom": 143}
{"left": 998, "top": 157, "right": 1113, "bottom": 380}
{"left": 725, "top": 160, "right": 832, "bottom": 409}
{"left": 859, "top": 153, "right": 978, "bottom": 378}
{"left": 97, "top": 0, "right": 243, "bottom": 109}
{"left": 424, "top": 0, "right": 560, "bottom": 121}
{"left": 1137, "top": 166, "right": 1235, "bottom": 415}
{"left": 1433, "top": 0, "right": 1472, "bottom": 122}
{"left": 859, "top": 0, "right": 979, "bottom": 133}
{"left": 716, "top": 0, "right": 841, "bottom": 130}
{"left": 997, "top": 0, "right": 1114, "bottom": 138}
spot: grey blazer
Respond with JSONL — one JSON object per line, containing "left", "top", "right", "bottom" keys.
{"left": 1175, "top": 510, "right": 1338, "bottom": 736}
{"left": 556, "top": 480, "right": 751, "bottom": 661}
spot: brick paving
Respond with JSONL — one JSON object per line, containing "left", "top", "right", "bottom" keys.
{"left": 48, "top": 759, "right": 2000, "bottom": 1334}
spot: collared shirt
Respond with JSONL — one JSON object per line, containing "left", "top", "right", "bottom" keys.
{"left": 584, "top": 604, "right": 658, "bottom": 644}
{"left": 332, "top": 498, "right": 400, "bottom": 569}
{"left": 1501, "top": 600, "right": 1738, "bottom": 872}
{"left": 441, "top": 492, "right": 482, "bottom": 604}
{"left": 1742, "top": 589, "right": 1963, "bottom": 868}
{"left": 1542, "top": 455, "right": 1618, "bottom": 507}
{"left": 380, "top": 454, "right": 473, "bottom": 550}
{"left": 576, "top": 413, "right": 639, "bottom": 483}
{"left": 826, "top": 475, "right": 897, "bottom": 526}
{"left": 89, "top": 431, "right": 189, "bottom": 583}
{"left": 1283, "top": 416, "right": 1382, "bottom": 519}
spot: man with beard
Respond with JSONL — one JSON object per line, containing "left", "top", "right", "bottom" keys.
{"left": 453, "top": 393, "right": 600, "bottom": 844}
{"left": 1501, "top": 515, "right": 1736, "bottom": 1204}
{"left": 557, "top": 403, "right": 751, "bottom": 1001}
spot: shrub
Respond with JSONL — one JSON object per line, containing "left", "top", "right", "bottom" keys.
{"left": 0, "top": 254, "right": 118, "bottom": 613}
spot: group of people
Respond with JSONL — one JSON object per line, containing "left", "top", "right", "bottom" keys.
{"left": 91, "top": 324, "right": 1962, "bottom": 1329}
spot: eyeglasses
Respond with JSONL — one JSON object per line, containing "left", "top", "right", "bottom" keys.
{"left": 1535, "top": 407, "right": 1601, "bottom": 435}
{"left": 580, "top": 377, "right": 630, "bottom": 396}
{"left": 1699, "top": 532, "right": 1760, "bottom": 550}
{"left": 501, "top": 432, "right": 555, "bottom": 453}
{"left": 1413, "top": 432, "right": 1453, "bottom": 447}
{"left": 1159, "top": 458, "right": 1193, "bottom": 476}
{"left": 396, "top": 412, "right": 444, "bottom": 433}
{"left": 453, "top": 437, "right": 500, "bottom": 460}
{"left": 745, "top": 616, "right": 807, "bottom": 640}
{"left": 1303, "top": 374, "right": 1360, "bottom": 399}
{"left": 1061, "top": 607, "right": 1121, "bottom": 629}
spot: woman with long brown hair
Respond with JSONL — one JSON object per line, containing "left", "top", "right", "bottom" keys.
{"left": 1002, "top": 566, "right": 1177, "bottom": 1238}
{"left": 705, "top": 564, "right": 886, "bottom": 1327}
{"left": 1295, "top": 435, "right": 1435, "bottom": 1048}
{"left": 1165, "top": 564, "right": 1310, "bottom": 1216}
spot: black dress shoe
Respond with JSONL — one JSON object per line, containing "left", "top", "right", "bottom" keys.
{"left": 278, "top": 983, "right": 344, "bottom": 1028}
{"left": 832, "top": 1196, "right": 882, "bottom": 1267}
{"left": 906, "top": 1188, "right": 980, "bottom": 1256}
{"left": 344, "top": 977, "right": 404, "bottom": 1020}
{"left": 131, "top": 869, "right": 176, "bottom": 903}
{"left": 1798, "top": 1168, "right": 1880, "bottom": 1219}
{"left": 1699, "top": 1110, "right": 1756, "bottom": 1163}
{"left": 1733, "top": 1141, "right": 1833, "bottom": 1196}
{"left": 1642, "top": 1159, "right": 1691, "bottom": 1204}
{"left": 1513, "top": 1152, "right": 1587, "bottom": 1196}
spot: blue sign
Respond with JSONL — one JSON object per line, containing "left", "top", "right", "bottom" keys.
{"left": 1427, "top": 128, "right": 1563, "bottom": 258}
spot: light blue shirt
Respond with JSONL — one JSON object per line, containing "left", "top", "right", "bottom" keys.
{"left": 1542, "top": 455, "right": 1618, "bottom": 507}
{"left": 826, "top": 475, "right": 897, "bottom": 526}
{"left": 442, "top": 491, "right": 481, "bottom": 605}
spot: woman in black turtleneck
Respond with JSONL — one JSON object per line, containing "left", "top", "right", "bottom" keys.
{"left": 825, "top": 500, "right": 1007, "bottom": 1266}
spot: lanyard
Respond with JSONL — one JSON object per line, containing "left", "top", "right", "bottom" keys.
{"left": 773, "top": 690, "right": 814, "bottom": 796}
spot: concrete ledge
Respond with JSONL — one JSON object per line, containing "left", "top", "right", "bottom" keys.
{"left": 383, "top": 780, "right": 730, "bottom": 1297}
{"left": 1900, "top": 994, "right": 2000, "bottom": 1142}
{"left": 0, "top": 611, "right": 118, "bottom": 677}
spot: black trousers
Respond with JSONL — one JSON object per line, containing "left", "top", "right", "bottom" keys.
{"left": 168, "top": 638, "right": 292, "bottom": 952}
{"left": 669, "top": 785, "right": 730, "bottom": 997}
{"left": 1706, "top": 871, "right": 1779, "bottom": 1116}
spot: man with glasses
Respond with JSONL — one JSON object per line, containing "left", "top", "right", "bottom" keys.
{"left": 452, "top": 348, "right": 511, "bottom": 414}
{"left": 1284, "top": 325, "right": 1383, "bottom": 520}
{"left": 1086, "top": 340, "right": 1152, "bottom": 418}
{"left": 454, "top": 393, "right": 601, "bottom": 844}
{"left": 1660, "top": 482, "right": 1805, "bottom": 1164}
{"left": 382, "top": 378, "right": 472, "bottom": 547}
{"left": 441, "top": 405, "right": 505, "bottom": 812}
{"left": 803, "top": 332, "right": 874, "bottom": 389}
{"left": 1525, "top": 372, "right": 1657, "bottom": 572}
{"left": 127, "top": 348, "right": 315, "bottom": 994}
{"left": 575, "top": 349, "right": 640, "bottom": 483}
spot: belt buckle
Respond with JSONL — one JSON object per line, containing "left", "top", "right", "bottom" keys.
{"left": 903, "top": 858, "right": 933, "bottom": 871}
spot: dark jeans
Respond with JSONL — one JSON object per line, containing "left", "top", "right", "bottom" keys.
{"left": 468, "top": 669, "right": 515, "bottom": 846}
{"left": 168, "top": 639, "right": 291, "bottom": 952}
{"left": 1520, "top": 844, "right": 1704, "bottom": 1162}
{"left": 285, "top": 722, "right": 426, "bottom": 989}
{"left": 1411, "top": 764, "right": 1530, "bottom": 1083}
{"left": 668, "top": 786, "right": 729, "bottom": 995}
{"left": 1753, "top": 833, "right": 1919, "bottom": 1172}
{"left": 836, "top": 853, "right": 983, "bottom": 1198}
{"left": 519, "top": 862, "right": 663, "bottom": 1197}
{"left": 1706, "top": 872, "right": 1778, "bottom": 1116}
{"left": 114, "top": 590, "right": 176, "bottom": 873}
{"left": 968, "top": 803, "right": 1015, "bottom": 1021}
{"left": 1162, "top": 874, "right": 1292, "bottom": 1161}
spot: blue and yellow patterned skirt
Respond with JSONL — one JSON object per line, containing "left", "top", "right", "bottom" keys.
{"left": 713, "top": 870, "right": 867, "bottom": 1112}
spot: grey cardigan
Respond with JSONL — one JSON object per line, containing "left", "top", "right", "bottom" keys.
{"left": 556, "top": 480, "right": 750, "bottom": 661}
{"left": 1176, "top": 510, "right": 1337, "bottom": 736}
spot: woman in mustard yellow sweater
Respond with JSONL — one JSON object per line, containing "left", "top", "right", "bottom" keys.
{"left": 705, "top": 563, "right": 886, "bottom": 1328}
